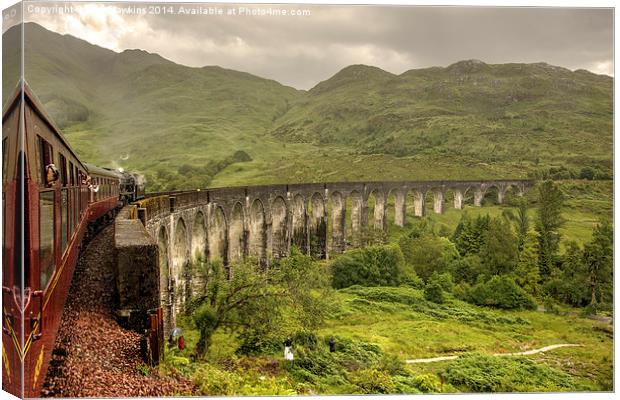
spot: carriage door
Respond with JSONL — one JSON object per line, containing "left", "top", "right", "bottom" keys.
{"left": 2, "top": 102, "right": 27, "bottom": 394}
{"left": 32, "top": 136, "right": 57, "bottom": 344}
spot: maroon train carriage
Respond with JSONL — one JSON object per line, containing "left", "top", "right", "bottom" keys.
{"left": 83, "top": 163, "right": 123, "bottom": 232}
{"left": 2, "top": 82, "right": 124, "bottom": 398}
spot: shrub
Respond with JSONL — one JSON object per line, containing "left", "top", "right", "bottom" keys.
{"left": 443, "top": 353, "right": 576, "bottom": 392}
{"left": 399, "top": 234, "right": 459, "bottom": 281}
{"left": 236, "top": 330, "right": 281, "bottom": 356}
{"left": 192, "top": 364, "right": 243, "bottom": 395}
{"left": 467, "top": 276, "right": 537, "bottom": 310}
{"left": 348, "top": 368, "right": 396, "bottom": 394}
{"left": 453, "top": 282, "right": 472, "bottom": 301}
{"left": 330, "top": 244, "right": 405, "bottom": 289}
{"left": 432, "top": 271, "right": 454, "bottom": 293}
{"left": 232, "top": 150, "right": 252, "bottom": 162}
{"left": 449, "top": 255, "right": 482, "bottom": 284}
{"left": 424, "top": 280, "right": 445, "bottom": 304}
{"left": 401, "top": 270, "right": 425, "bottom": 289}
{"left": 412, "top": 373, "right": 443, "bottom": 393}
{"left": 392, "top": 375, "right": 423, "bottom": 394}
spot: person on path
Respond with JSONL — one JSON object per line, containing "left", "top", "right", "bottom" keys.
{"left": 329, "top": 337, "right": 336, "bottom": 353}
{"left": 284, "top": 336, "right": 294, "bottom": 361}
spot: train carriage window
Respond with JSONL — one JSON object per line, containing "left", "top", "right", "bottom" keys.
{"left": 69, "top": 162, "right": 75, "bottom": 186}
{"left": 68, "top": 190, "right": 74, "bottom": 239}
{"left": 59, "top": 154, "right": 68, "bottom": 186}
{"left": 39, "top": 191, "right": 55, "bottom": 289}
{"left": 61, "top": 189, "right": 68, "bottom": 254}
{"left": 38, "top": 136, "right": 54, "bottom": 187}
{"left": 2, "top": 138, "right": 7, "bottom": 278}
{"left": 74, "top": 188, "right": 79, "bottom": 230}
{"left": 2, "top": 137, "right": 8, "bottom": 183}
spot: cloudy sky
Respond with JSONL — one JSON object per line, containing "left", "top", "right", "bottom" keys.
{"left": 8, "top": 1, "right": 615, "bottom": 89}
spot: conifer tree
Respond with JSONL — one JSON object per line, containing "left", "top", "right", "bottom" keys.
{"left": 583, "top": 221, "right": 613, "bottom": 307}
{"left": 514, "top": 233, "right": 540, "bottom": 297}
{"left": 535, "top": 181, "right": 565, "bottom": 277}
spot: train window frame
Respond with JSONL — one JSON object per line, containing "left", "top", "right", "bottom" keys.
{"left": 69, "top": 162, "right": 75, "bottom": 186}
{"left": 73, "top": 187, "right": 79, "bottom": 231}
{"left": 59, "top": 154, "right": 68, "bottom": 186}
{"left": 38, "top": 136, "right": 54, "bottom": 187}
{"left": 68, "top": 189, "right": 74, "bottom": 239}
{"left": 61, "top": 188, "right": 69, "bottom": 255}
{"left": 2, "top": 137, "right": 8, "bottom": 183}
{"left": 39, "top": 190, "right": 55, "bottom": 290}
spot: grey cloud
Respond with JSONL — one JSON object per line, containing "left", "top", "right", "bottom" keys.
{"left": 24, "top": 2, "right": 614, "bottom": 89}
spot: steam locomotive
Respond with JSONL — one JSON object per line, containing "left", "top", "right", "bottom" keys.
{"left": 1, "top": 81, "right": 145, "bottom": 397}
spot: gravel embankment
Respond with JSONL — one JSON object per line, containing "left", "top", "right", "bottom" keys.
{"left": 42, "top": 225, "right": 195, "bottom": 397}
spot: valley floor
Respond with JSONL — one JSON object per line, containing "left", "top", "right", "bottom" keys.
{"left": 162, "top": 284, "right": 612, "bottom": 395}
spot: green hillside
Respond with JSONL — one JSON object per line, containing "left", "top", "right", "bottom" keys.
{"left": 272, "top": 60, "right": 612, "bottom": 173}
{"left": 6, "top": 23, "right": 303, "bottom": 191}
{"left": 4, "top": 23, "right": 613, "bottom": 190}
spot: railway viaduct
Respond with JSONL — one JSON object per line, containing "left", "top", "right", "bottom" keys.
{"left": 113, "top": 179, "right": 533, "bottom": 334}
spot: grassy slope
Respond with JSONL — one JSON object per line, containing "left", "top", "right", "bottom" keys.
{"left": 9, "top": 23, "right": 303, "bottom": 191}
{"left": 325, "top": 287, "right": 612, "bottom": 391}
{"left": 165, "top": 279, "right": 612, "bottom": 394}
{"left": 271, "top": 61, "right": 612, "bottom": 177}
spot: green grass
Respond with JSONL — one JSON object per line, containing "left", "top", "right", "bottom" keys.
{"left": 163, "top": 284, "right": 612, "bottom": 394}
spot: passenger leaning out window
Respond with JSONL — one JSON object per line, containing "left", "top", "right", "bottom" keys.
{"left": 45, "top": 163, "right": 59, "bottom": 186}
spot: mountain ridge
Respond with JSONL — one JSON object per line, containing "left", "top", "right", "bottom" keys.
{"left": 2, "top": 23, "right": 613, "bottom": 190}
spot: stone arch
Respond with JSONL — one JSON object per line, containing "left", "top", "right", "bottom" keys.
{"left": 191, "top": 211, "right": 207, "bottom": 263}
{"left": 481, "top": 185, "right": 499, "bottom": 206}
{"left": 271, "top": 196, "right": 289, "bottom": 258}
{"left": 291, "top": 194, "right": 307, "bottom": 253}
{"left": 228, "top": 202, "right": 246, "bottom": 264}
{"left": 208, "top": 205, "right": 228, "bottom": 264}
{"left": 330, "top": 191, "right": 346, "bottom": 254}
{"left": 444, "top": 188, "right": 456, "bottom": 211}
{"left": 249, "top": 199, "right": 266, "bottom": 262}
{"left": 347, "top": 190, "right": 363, "bottom": 247}
{"left": 172, "top": 218, "right": 189, "bottom": 313}
{"left": 451, "top": 186, "right": 470, "bottom": 209}
{"left": 473, "top": 184, "right": 488, "bottom": 206}
{"left": 308, "top": 192, "right": 327, "bottom": 258}
{"left": 157, "top": 226, "right": 172, "bottom": 332}
{"left": 431, "top": 187, "right": 445, "bottom": 214}
{"left": 423, "top": 189, "right": 435, "bottom": 214}
{"left": 172, "top": 218, "right": 189, "bottom": 278}
{"left": 498, "top": 183, "right": 519, "bottom": 205}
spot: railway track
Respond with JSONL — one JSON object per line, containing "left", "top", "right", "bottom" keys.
{"left": 41, "top": 225, "right": 195, "bottom": 397}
